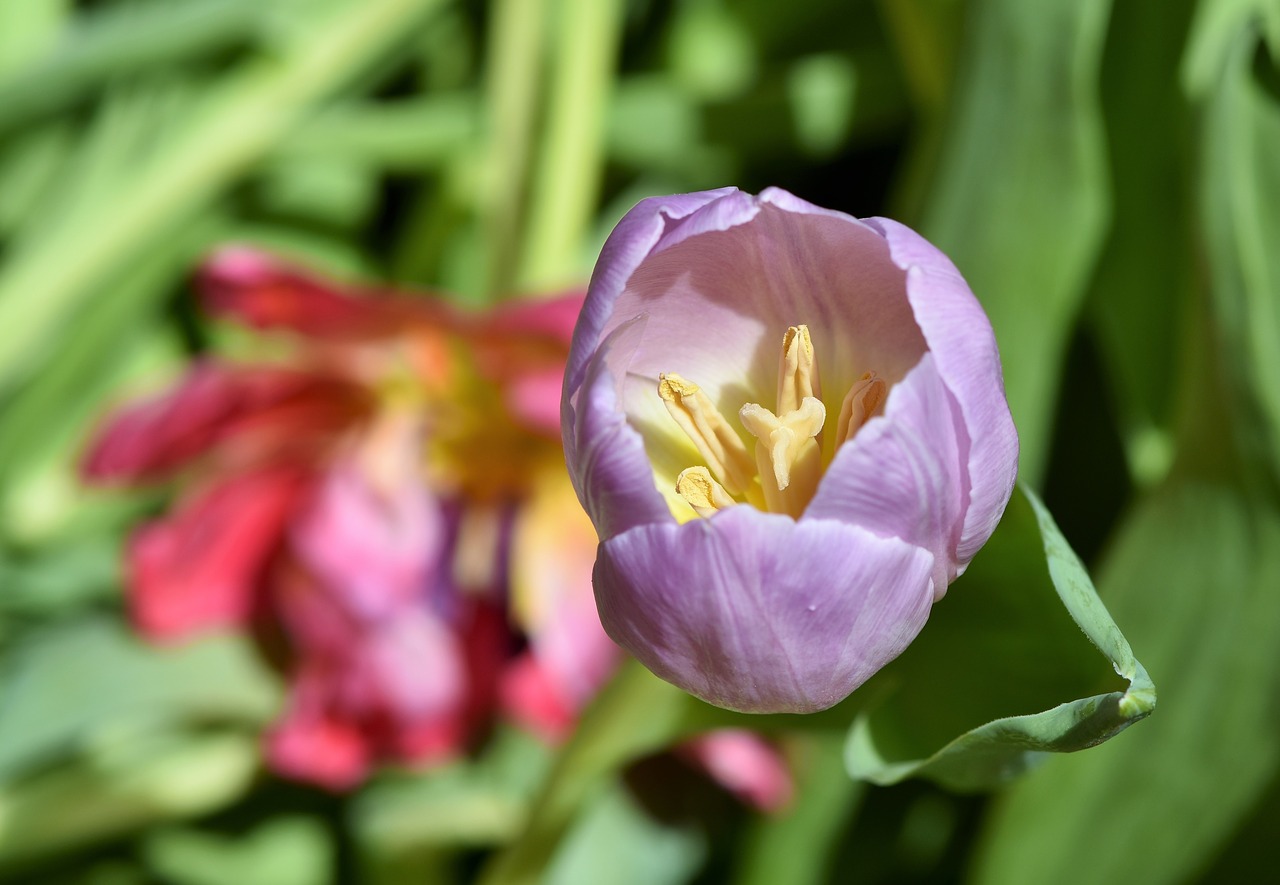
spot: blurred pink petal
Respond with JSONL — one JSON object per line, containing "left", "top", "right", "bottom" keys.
{"left": 499, "top": 653, "right": 577, "bottom": 743}
{"left": 289, "top": 459, "right": 442, "bottom": 624}
{"left": 130, "top": 467, "right": 309, "bottom": 640}
{"left": 682, "top": 730, "right": 794, "bottom": 813}
{"left": 509, "top": 464, "right": 620, "bottom": 712}
{"left": 200, "top": 246, "right": 443, "bottom": 341}
{"left": 83, "top": 362, "right": 369, "bottom": 482}
{"left": 267, "top": 663, "right": 372, "bottom": 790}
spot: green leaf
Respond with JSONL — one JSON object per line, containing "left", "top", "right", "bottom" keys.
{"left": 0, "top": 0, "right": 449, "bottom": 397}
{"left": 144, "top": 818, "right": 333, "bottom": 885}
{"left": 918, "top": 0, "right": 1112, "bottom": 483}
{"left": 0, "top": 0, "right": 262, "bottom": 133}
{"left": 1197, "top": 19, "right": 1280, "bottom": 485}
{"left": 971, "top": 482, "right": 1280, "bottom": 885}
{"left": 542, "top": 782, "right": 707, "bottom": 885}
{"left": 0, "top": 617, "right": 279, "bottom": 780}
{"left": 0, "top": 729, "right": 261, "bottom": 868}
{"left": 845, "top": 485, "right": 1155, "bottom": 791}
{"left": 1083, "top": 0, "right": 1197, "bottom": 488}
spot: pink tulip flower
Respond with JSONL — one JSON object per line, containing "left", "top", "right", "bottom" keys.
{"left": 562, "top": 188, "right": 1018, "bottom": 714}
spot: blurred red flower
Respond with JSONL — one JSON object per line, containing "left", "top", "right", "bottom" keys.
{"left": 83, "top": 248, "right": 790, "bottom": 810}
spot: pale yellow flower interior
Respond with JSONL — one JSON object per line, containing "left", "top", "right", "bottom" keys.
{"left": 658, "top": 324, "right": 885, "bottom": 520}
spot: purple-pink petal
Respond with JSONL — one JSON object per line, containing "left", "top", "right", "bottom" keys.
{"left": 804, "top": 352, "right": 967, "bottom": 596}
{"left": 594, "top": 506, "right": 935, "bottom": 713}
{"left": 865, "top": 217, "right": 1019, "bottom": 568}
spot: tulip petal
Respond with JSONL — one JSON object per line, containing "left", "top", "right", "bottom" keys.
{"left": 594, "top": 506, "right": 935, "bottom": 713}
{"left": 805, "top": 353, "right": 966, "bottom": 595}
{"left": 865, "top": 217, "right": 1020, "bottom": 566}
{"left": 567, "top": 188, "right": 737, "bottom": 397}
{"left": 564, "top": 320, "right": 674, "bottom": 540}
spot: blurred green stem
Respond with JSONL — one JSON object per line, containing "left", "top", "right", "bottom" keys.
{"left": 735, "top": 733, "right": 864, "bottom": 885}
{"left": 517, "top": 0, "right": 625, "bottom": 291}
{"left": 0, "top": 0, "right": 445, "bottom": 395}
{"left": 477, "top": 659, "right": 698, "bottom": 885}
{"left": 481, "top": 0, "right": 549, "bottom": 299}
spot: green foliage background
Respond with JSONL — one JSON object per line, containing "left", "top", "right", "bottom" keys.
{"left": 0, "top": 0, "right": 1278, "bottom": 882}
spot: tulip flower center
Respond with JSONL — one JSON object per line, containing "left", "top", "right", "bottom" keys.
{"left": 658, "top": 325, "right": 886, "bottom": 520}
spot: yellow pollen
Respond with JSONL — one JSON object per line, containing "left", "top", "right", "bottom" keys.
{"left": 835, "top": 371, "right": 887, "bottom": 446}
{"left": 675, "top": 466, "right": 737, "bottom": 517}
{"left": 658, "top": 324, "right": 885, "bottom": 520}
{"left": 658, "top": 373, "right": 756, "bottom": 495}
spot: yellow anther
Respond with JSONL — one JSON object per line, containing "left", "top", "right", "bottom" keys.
{"left": 777, "top": 325, "right": 821, "bottom": 416}
{"left": 675, "top": 466, "right": 738, "bottom": 518}
{"left": 739, "top": 396, "right": 825, "bottom": 517}
{"left": 658, "top": 373, "right": 756, "bottom": 495}
{"left": 835, "top": 372, "right": 887, "bottom": 446}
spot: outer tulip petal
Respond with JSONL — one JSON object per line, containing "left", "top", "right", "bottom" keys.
{"left": 805, "top": 353, "right": 966, "bottom": 595}
{"left": 594, "top": 506, "right": 935, "bottom": 713}
{"left": 566, "top": 188, "right": 736, "bottom": 398}
{"left": 564, "top": 321, "right": 673, "bottom": 540}
{"left": 866, "top": 217, "right": 1019, "bottom": 566}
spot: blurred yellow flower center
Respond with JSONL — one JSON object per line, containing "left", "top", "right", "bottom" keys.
{"left": 659, "top": 324, "right": 886, "bottom": 519}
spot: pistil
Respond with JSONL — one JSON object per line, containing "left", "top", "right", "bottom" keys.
{"left": 739, "top": 397, "right": 825, "bottom": 517}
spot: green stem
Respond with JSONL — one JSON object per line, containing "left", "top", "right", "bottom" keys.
{"left": 0, "top": 0, "right": 445, "bottom": 394}
{"left": 517, "top": 0, "right": 624, "bottom": 291}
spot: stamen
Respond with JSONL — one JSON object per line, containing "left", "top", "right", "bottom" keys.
{"left": 835, "top": 372, "right": 887, "bottom": 446}
{"left": 777, "top": 325, "right": 821, "bottom": 415}
{"left": 740, "top": 396, "right": 825, "bottom": 517}
{"left": 658, "top": 373, "right": 756, "bottom": 495}
{"left": 675, "top": 466, "right": 737, "bottom": 518}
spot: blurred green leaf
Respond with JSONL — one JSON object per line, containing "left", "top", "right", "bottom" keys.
{"left": 971, "top": 482, "right": 1280, "bottom": 884}
{"left": 786, "top": 54, "right": 857, "bottom": 158}
{"left": 1084, "top": 0, "right": 1196, "bottom": 488}
{"left": 0, "top": 125, "right": 72, "bottom": 238}
{"left": 543, "top": 782, "right": 707, "bottom": 885}
{"left": 0, "top": 729, "right": 261, "bottom": 868}
{"left": 0, "top": 0, "right": 69, "bottom": 78}
{"left": 1181, "top": 0, "right": 1280, "bottom": 97}
{"left": 734, "top": 734, "right": 862, "bottom": 885}
{"left": 920, "top": 0, "right": 1112, "bottom": 483}
{"left": 0, "top": 535, "right": 125, "bottom": 617}
{"left": 667, "top": 0, "right": 758, "bottom": 102}
{"left": 1197, "top": 19, "right": 1280, "bottom": 485}
{"left": 845, "top": 485, "right": 1154, "bottom": 790}
{"left": 0, "top": 0, "right": 449, "bottom": 397}
{"left": 0, "top": 617, "right": 279, "bottom": 779}
{"left": 144, "top": 817, "right": 333, "bottom": 885}
{"left": 0, "top": 0, "right": 263, "bottom": 134}
{"left": 353, "top": 727, "right": 550, "bottom": 862}
{"left": 275, "top": 94, "right": 478, "bottom": 170}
